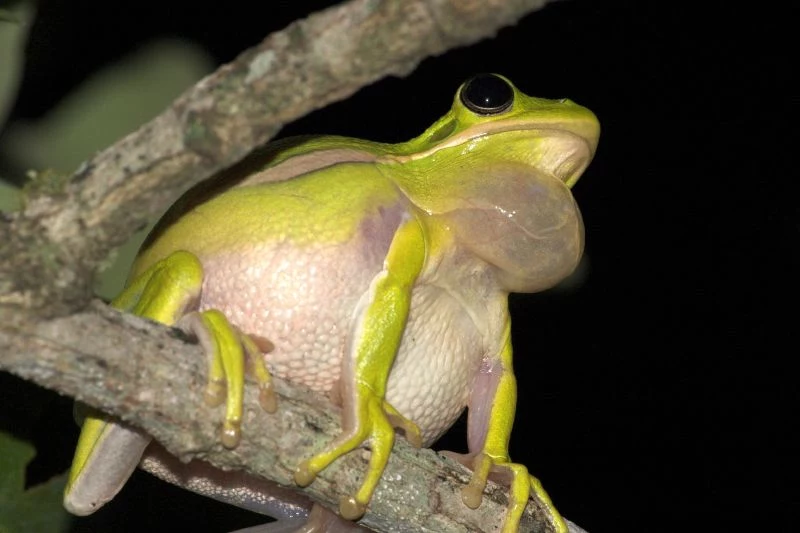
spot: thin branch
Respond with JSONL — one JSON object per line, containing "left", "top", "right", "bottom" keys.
{"left": 0, "top": 302, "right": 559, "bottom": 533}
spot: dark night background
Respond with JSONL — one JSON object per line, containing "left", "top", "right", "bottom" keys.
{"left": 0, "top": 1, "right": 795, "bottom": 532}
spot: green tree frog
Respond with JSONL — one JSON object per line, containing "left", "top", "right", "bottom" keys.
{"left": 63, "top": 74, "right": 599, "bottom": 533}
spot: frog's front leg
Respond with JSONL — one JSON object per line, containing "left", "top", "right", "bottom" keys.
{"left": 294, "top": 219, "right": 426, "bottom": 521}
{"left": 447, "top": 317, "right": 568, "bottom": 533}
{"left": 64, "top": 251, "right": 275, "bottom": 514}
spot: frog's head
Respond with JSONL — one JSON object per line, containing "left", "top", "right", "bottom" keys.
{"left": 388, "top": 74, "right": 600, "bottom": 293}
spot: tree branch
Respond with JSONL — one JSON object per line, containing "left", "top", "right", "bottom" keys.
{"left": 0, "top": 301, "right": 559, "bottom": 533}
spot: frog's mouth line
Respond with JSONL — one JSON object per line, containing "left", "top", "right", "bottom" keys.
{"left": 386, "top": 120, "right": 598, "bottom": 188}
{"left": 536, "top": 130, "right": 594, "bottom": 188}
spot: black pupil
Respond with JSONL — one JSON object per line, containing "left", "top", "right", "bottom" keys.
{"left": 461, "top": 74, "right": 513, "bottom": 115}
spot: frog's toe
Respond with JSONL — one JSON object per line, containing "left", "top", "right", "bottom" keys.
{"left": 459, "top": 453, "right": 568, "bottom": 533}
{"left": 338, "top": 496, "right": 366, "bottom": 521}
{"left": 294, "top": 461, "right": 317, "bottom": 487}
{"left": 295, "top": 395, "right": 410, "bottom": 520}
{"left": 204, "top": 378, "right": 227, "bottom": 407}
{"left": 242, "top": 332, "right": 279, "bottom": 414}
{"left": 460, "top": 452, "right": 492, "bottom": 509}
{"left": 293, "top": 426, "right": 372, "bottom": 490}
{"left": 296, "top": 503, "right": 371, "bottom": 533}
{"left": 258, "top": 380, "right": 278, "bottom": 414}
{"left": 177, "top": 309, "right": 276, "bottom": 449}
{"left": 498, "top": 464, "right": 568, "bottom": 533}
{"left": 438, "top": 450, "right": 488, "bottom": 508}
{"left": 457, "top": 457, "right": 565, "bottom": 533}
{"left": 221, "top": 419, "right": 242, "bottom": 449}
{"left": 383, "top": 400, "right": 421, "bottom": 448}
{"left": 526, "top": 472, "right": 568, "bottom": 533}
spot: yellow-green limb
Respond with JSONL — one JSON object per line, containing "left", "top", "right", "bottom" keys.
{"left": 178, "top": 308, "right": 278, "bottom": 448}
{"left": 464, "top": 318, "right": 567, "bottom": 533}
{"left": 295, "top": 218, "right": 426, "bottom": 520}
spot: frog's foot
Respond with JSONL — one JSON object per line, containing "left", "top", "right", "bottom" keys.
{"left": 446, "top": 451, "right": 568, "bottom": 533}
{"left": 294, "top": 394, "right": 421, "bottom": 521}
{"left": 178, "top": 310, "right": 277, "bottom": 448}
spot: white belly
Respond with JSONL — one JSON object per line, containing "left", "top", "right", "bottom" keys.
{"left": 197, "top": 241, "right": 484, "bottom": 445}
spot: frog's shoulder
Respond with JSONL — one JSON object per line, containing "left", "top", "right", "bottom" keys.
{"left": 141, "top": 135, "right": 396, "bottom": 255}
{"left": 237, "top": 135, "right": 395, "bottom": 188}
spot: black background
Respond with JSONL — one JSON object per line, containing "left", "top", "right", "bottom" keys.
{"left": 0, "top": 1, "right": 795, "bottom": 532}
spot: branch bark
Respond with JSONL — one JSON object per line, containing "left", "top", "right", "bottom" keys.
{"left": 0, "top": 0, "right": 559, "bottom": 532}
{"left": 0, "top": 301, "right": 559, "bottom": 533}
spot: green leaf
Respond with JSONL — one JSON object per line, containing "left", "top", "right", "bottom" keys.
{"left": 0, "top": 432, "right": 70, "bottom": 533}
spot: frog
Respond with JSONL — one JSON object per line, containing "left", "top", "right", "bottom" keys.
{"left": 63, "top": 73, "right": 599, "bottom": 533}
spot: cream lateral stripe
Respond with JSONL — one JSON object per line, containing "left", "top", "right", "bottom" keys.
{"left": 385, "top": 122, "right": 594, "bottom": 164}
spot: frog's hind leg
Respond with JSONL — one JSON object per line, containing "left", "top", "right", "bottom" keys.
{"left": 65, "top": 251, "right": 276, "bottom": 515}
{"left": 142, "top": 442, "right": 369, "bottom": 533}
{"left": 65, "top": 251, "right": 205, "bottom": 514}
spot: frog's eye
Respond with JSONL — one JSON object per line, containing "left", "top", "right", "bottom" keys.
{"left": 460, "top": 74, "right": 514, "bottom": 115}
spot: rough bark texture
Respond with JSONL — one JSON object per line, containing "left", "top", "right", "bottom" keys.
{"left": 0, "top": 1, "right": 559, "bottom": 532}
{"left": 0, "top": 302, "right": 558, "bottom": 533}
